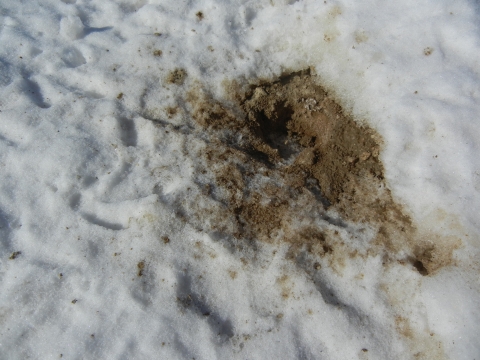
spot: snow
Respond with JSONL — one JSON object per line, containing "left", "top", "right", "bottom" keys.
{"left": 0, "top": 0, "right": 479, "bottom": 359}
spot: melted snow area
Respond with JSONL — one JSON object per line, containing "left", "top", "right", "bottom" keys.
{"left": 0, "top": 0, "right": 479, "bottom": 359}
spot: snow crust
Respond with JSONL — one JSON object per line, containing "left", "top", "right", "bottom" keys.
{"left": 0, "top": 0, "right": 479, "bottom": 359}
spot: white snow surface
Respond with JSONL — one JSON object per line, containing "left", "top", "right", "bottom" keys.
{"left": 0, "top": 0, "right": 480, "bottom": 359}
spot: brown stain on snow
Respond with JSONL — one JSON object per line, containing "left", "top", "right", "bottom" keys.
{"left": 167, "top": 68, "right": 187, "bottom": 85}
{"left": 184, "top": 69, "right": 460, "bottom": 278}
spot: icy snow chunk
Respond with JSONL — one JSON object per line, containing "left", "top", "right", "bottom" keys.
{"left": 60, "top": 16, "right": 84, "bottom": 40}
{"left": 61, "top": 47, "right": 86, "bottom": 68}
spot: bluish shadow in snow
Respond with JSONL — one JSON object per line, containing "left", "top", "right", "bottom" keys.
{"left": 83, "top": 26, "right": 113, "bottom": 36}
{"left": 305, "top": 177, "right": 331, "bottom": 209}
{"left": 0, "top": 208, "right": 14, "bottom": 256}
{"left": 0, "top": 133, "right": 17, "bottom": 148}
{"left": 295, "top": 251, "right": 343, "bottom": 306}
{"left": 320, "top": 214, "right": 347, "bottom": 228}
{"left": 295, "top": 250, "right": 389, "bottom": 353}
{"left": 117, "top": 117, "right": 137, "bottom": 147}
{"left": 117, "top": 338, "right": 138, "bottom": 360}
{"left": 208, "top": 231, "right": 238, "bottom": 253}
{"left": 244, "top": 7, "right": 257, "bottom": 27}
{"left": 108, "top": 161, "right": 132, "bottom": 190}
{"left": 20, "top": 72, "right": 51, "bottom": 109}
{"left": 176, "top": 270, "right": 234, "bottom": 342}
{"left": 172, "top": 333, "right": 196, "bottom": 359}
{"left": 0, "top": 58, "right": 14, "bottom": 87}
{"left": 80, "top": 212, "right": 124, "bottom": 231}
{"left": 81, "top": 175, "right": 98, "bottom": 188}
{"left": 291, "top": 328, "right": 322, "bottom": 360}
{"left": 69, "top": 193, "right": 81, "bottom": 210}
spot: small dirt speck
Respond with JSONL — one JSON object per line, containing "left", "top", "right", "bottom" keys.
{"left": 354, "top": 31, "right": 368, "bottom": 44}
{"left": 9, "top": 251, "right": 21, "bottom": 260}
{"left": 71, "top": 299, "right": 77, "bottom": 304}
{"left": 162, "top": 236, "right": 170, "bottom": 244}
{"left": 424, "top": 47, "right": 434, "bottom": 56}
{"left": 137, "top": 261, "right": 145, "bottom": 276}
{"left": 153, "top": 49, "right": 162, "bottom": 57}
{"left": 117, "top": 93, "right": 123, "bottom": 100}
{"left": 165, "top": 107, "right": 178, "bottom": 118}
{"left": 196, "top": 11, "right": 204, "bottom": 21}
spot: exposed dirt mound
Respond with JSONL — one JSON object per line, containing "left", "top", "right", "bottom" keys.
{"left": 174, "top": 69, "right": 460, "bottom": 277}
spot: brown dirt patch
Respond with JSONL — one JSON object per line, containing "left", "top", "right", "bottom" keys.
{"left": 167, "top": 69, "right": 187, "bottom": 85}
{"left": 176, "top": 69, "right": 460, "bottom": 276}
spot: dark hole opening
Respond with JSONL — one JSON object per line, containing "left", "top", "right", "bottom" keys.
{"left": 254, "top": 102, "right": 297, "bottom": 159}
{"left": 412, "top": 260, "right": 428, "bottom": 276}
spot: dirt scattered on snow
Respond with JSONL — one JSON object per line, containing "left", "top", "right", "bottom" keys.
{"left": 178, "top": 69, "right": 460, "bottom": 278}
{"left": 167, "top": 68, "right": 187, "bottom": 85}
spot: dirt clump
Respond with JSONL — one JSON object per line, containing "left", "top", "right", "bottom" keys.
{"left": 241, "top": 71, "right": 384, "bottom": 206}
{"left": 165, "top": 106, "right": 179, "bottom": 118}
{"left": 137, "top": 261, "right": 145, "bottom": 276}
{"left": 9, "top": 251, "right": 21, "bottom": 260}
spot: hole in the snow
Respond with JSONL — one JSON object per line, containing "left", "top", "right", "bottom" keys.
{"left": 412, "top": 260, "right": 429, "bottom": 276}
{"left": 250, "top": 99, "right": 295, "bottom": 159}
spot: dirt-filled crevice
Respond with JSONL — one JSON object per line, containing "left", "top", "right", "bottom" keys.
{"left": 177, "top": 69, "right": 459, "bottom": 277}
